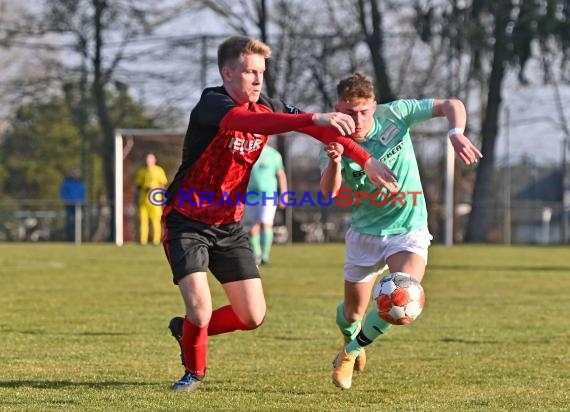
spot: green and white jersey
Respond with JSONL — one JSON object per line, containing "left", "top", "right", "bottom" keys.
{"left": 248, "top": 145, "right": 284, "bottom": 199}
{"left": 320, "top": 99, "right": 434, "bottom": 236}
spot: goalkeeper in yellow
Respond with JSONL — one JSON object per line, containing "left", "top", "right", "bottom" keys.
{"left": 136, "top": 153, "right": 168, "bottom": 245}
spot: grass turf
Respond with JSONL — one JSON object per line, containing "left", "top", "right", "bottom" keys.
{"left": 0, "top": 243, "right": 568, "bottom": 411}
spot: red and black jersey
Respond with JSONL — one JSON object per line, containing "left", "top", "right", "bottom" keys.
{"left": 165, "top": 86, "right": 372, "bottom": 226}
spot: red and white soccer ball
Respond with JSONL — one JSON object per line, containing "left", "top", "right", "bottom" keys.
{"left": 373, "top": 272, "right": 425, "bottom": 325}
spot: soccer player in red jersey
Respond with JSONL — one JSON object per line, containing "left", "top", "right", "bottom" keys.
{"left": 162, "top": 35, "right": 397, "bottom": 392}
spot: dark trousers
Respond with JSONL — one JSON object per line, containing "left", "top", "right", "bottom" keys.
{"left": 65, "top": 205, "right": 77, "bottom": 242}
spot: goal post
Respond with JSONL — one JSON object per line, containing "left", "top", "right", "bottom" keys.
{"left": 114, "top": 129, "right": 185, "bottom": 246}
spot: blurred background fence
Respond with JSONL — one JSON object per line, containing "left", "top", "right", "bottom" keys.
{"left": 1, "top": 190, "right": 565, "bottom": 245}
{"left": 0, "top": 200, "right": 110, "bottom": 243}
{"left": 2, "top": 134, "right": 567, "bottom": 245}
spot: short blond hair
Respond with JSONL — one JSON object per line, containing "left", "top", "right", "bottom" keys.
{"left": 217, "top": 36, "right": 272, "bottom": 72}
{"left": 336, "top": 73, "right": 376, "bottom": 102}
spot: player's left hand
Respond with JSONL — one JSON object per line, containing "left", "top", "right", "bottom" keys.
{"left": 312, "top": 112, "right": 356, "bottom": 136}
{"left": 450, "top": 134, "right": 483, "bottom": 165}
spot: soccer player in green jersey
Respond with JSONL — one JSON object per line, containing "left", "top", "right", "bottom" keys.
{"left": 246, "top": 145, "right": 288, "bottom": 265}
{"left": 320, "top": 73, "right": 482, "bottom": 390}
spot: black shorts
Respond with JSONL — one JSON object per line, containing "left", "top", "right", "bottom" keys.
{"left": 163, "top": 210, "right": 259, "bottom": 284}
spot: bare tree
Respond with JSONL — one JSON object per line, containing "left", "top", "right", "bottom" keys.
{"left": 405, "top": 1, "right": 570, "bottom": 242}
{"left": 20, "top": 0, "right": 196, "bottom": 239}
{"left": 0, "top": 2, "right": 63, "bottom": 118}
{"left": 464, "top": 1, "right": 513, "bottom": 241}
{"left": 354, "top": 0, "right": 395, "bottom": 102}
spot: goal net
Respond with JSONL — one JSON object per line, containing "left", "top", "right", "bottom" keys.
{"left": 114, "top": 129, "right": 185, "bottom": 245}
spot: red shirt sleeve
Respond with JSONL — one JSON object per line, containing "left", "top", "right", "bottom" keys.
{"left": 298, "top": 126, "right": 372, "bottom": 168}
{"left": 220, "top": 107, "right": 314, "bottom": 135}
{"left": 219, "top": 106, "right": 372, "bottom": 168}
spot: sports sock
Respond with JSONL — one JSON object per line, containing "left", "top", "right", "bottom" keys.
{"left": 182, "top": 317, "right": 208, "bottom": 378}
{"left": 208, "top": 305, "right": 255, "bottom": 336}
{"left": 260, "top": 227, "right": 273, "bottom": 262}
{"left": 345, "top": 310, "right": 392, "bottom": 357}
{"left": 250, "top": 233, "right": 262, "bottom": 260}
{"left": 336, "top": 301, "right": 361, "bottom": 343}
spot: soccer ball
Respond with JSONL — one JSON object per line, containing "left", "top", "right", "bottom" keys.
{"left": 373, "top": 272, "right": 425, "bottom": 325}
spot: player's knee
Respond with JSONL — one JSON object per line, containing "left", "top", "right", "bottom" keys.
{"left": 346, "top": 303, "right": 369, "bottom": 323}
{"left": 240, "top": 312, "right": 265, "bottom": 330}
{"left": 186, "top": 312, "right": 211, "bottom": 328}
{"left": 344, "top": 310, "right": 362, "bottom": 324}
{"left": 338, "top": 302, "right": 363, "bottom": 324}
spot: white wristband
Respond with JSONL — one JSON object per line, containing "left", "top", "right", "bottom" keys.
{"left": 448, "top": 127, "right": 464, "bottom": 137}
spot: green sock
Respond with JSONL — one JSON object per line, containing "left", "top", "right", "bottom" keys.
{"left": 260, "top": 227, "right": 273, "bottom": 262}
{"left": 250, "top": 233, "right": 261, "bottom": 259}
{"left": 336, "top": 302, "right": 361, "bottom": 344}
{"left": 346, "top": 311, "right": 392, "bottom": 356}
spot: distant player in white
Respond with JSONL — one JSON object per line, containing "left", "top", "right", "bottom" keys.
{"left": 245, "top": 145, "right": 288, "bottom": 265}
{"left": 320, "top": 73, "right": 482, "bottom": 389}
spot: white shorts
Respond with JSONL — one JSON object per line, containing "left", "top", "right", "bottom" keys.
{"left": 344, "top": 227, "right": 433, "bottom": 283}
{"left": 244, "top": 203, "right": 278, "bottom": 226}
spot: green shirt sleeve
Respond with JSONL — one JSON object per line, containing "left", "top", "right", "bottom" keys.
{"left": 384, "top": 99, "right": 434, "bottom": 129}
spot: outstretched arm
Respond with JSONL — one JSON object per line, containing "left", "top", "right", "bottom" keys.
{"left": 220, "top": 109, "right": 314, "bottom": 135}
{"left": 432, "top": 99, "right": 482, "bottom": 165}
{"left": 220, "top": 109, "right": 355, "bottom": 137}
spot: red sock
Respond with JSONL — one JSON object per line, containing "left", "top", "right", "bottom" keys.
{"left": 182, "top": 317, "right": 208, "bottom": 377}
{"left": 208, "top": 305, "right": 254, "bottom": 336}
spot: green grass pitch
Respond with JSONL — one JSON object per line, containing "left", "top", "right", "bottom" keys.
{"left": 0, "top": 243, "right": 568, "bottom": 411}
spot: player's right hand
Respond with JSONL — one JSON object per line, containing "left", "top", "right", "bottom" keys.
{"left": 364, "top": 158, "right": 399, "bottom": 193}
{"left": 312, "top": 112, "right": 355, "bottom": 136}
{"left": 325, "top": 142, "right": 344, "bottom": 164}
